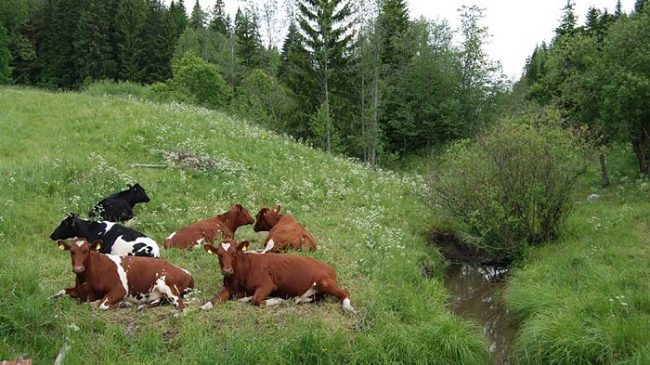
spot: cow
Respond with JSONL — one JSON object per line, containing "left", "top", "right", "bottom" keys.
{"left": 52, "top": 239, "right": 194, "bottom": 311}
{"left": 50, "top": 213, "right": 160, "bottom": 258}
{"left": 89, "top": 183, "right": 150, "bottom": 222}
{"left": 163, "top": 204, "right": 255, "bottom": 250}
{"left": 200, "top": 239, "right": 356, "bottom": 314}
{"left": 253, "top": 205, "right": 317, "bottom": 253}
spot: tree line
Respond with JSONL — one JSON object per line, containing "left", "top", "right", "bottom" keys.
{"left": 515, "top": 0, "right": 650, "bottom": 178}
{"left": 0, "top": 0, "right": 508, "bottom": 165}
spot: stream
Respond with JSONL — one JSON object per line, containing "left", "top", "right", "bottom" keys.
{"left": 444, "top": 263, "right": 517, "bottom": 365}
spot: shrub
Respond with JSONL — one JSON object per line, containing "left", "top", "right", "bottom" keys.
{"left": 169, "top": 51, "right": 231, "bottom": 108}
{"left": 429, "top": 114, "right": 593, "bottom": 254}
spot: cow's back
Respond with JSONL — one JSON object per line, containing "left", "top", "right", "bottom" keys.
{"left": 121, "top": 256, "right": 194, "bottom": 294}
{"left": 165, "top": 219, "right": 229, "bottom": 249}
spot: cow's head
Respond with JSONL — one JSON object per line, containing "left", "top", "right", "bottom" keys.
{"left": 253, "top": 205, "right": 282, "bottom": 232}
{"left": 231, "top": 204, "right": 255, "bottom": 227}
{"left": 57, "top": 239, "right": 102, "bottom": 274}
{"left": 50, "top": 213, "right": 82, "bottom": 240}
{"left": 128, "top": 183, "right": 150, "bottom": 203}
{"left": 203, "top": 239, "right": 249, "bottom": 277}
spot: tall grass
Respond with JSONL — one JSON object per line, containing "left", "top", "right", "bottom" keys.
{"left": 0, "top": 87, "right": 488, "bottom": 364}
{"left": 506, "top": 146, "right": 650, "bottom": 364}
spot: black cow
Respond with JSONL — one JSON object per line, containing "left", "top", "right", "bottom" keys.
{"left": 50, "top": 213, "right": 160, "bottom": 257}
{"left": 89, "top": 183, "right": 150, "bottom": 222}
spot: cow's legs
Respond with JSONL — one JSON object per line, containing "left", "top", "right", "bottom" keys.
{"left": 295, "top": 283, "right": 318, "bottom": 304}
{"left": 98, "top": 290, "right": 125, "bottom": 310}
{"left": 137, "top": 299, "right": 162, "bottom": 311}
{"left": 251, "top": 284, "right": 276, "bottom": 306}
{"left": 315, "top": 279, "right": 356, "bottom": 314}
{"left": 202, "top": 287, "right": 230, "bottom": 310}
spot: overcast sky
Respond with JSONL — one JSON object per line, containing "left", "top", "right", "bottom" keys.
{"left": 188, "top": 0, "right": 634, "bottom": 80}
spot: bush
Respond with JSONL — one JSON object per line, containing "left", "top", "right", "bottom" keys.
{"left": 170, "top": 51, "right": 231, "bottom": 108}
{"left": 83, "top": 79, "right": 152, "bottom": 99}
{"left": 429, "top": 114, "right": 593, "bottom": 254}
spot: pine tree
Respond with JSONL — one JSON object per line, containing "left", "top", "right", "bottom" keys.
{"left": 115, "top": 0, "right": 148, "bottom": 81}
{"left": 208, "top": 0, "right": 230, "bottom": 35}
{"left": 555, "top": 0, "right": 577, "bottom": 38}
{"left": 170, "top": 0, "right": 188, "bottom": 39}
{"left": 140, "top": 0, "right": 175, "bottom": 83}
{"left": 615, "top": 0, "right": 623, "bottom": 16}
{"left": 296, "top": 0, "right": 355, "bottom": 153}
{"left": 234, "top": 8, "right": 264, "bottom": 70}
{"left": 585, "top": 6, "right": 601, "bottom": 33}
{"left": 0, "top": 24, "right": 12, "bottom": 84}
{"left": 634, "top": 0, "right": 647, "bottom": 13}
{"left": 189, "top": 0, "right": 206, "bottom": 29}
{"left": 74, "top": 0, "right": 116, "bottom": 82}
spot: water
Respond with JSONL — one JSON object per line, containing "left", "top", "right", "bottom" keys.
{"left": 444, "top": 263, "right": 516, "bottom": 365}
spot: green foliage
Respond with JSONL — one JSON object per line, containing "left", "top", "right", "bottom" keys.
{"left": 115, "top": 0, "right": 148, "bottom": 81}
{"left": 169, "top": 51, "right": 231, "bottom": 108}
{"left": 189, "top": 0, "right": 206, "bottom": 30}
{"left": 169, "top": 0, "right": 188, "bottom": 40}
{"left": 231, "top": 68, "right": 297, "bottom": 132}
{"left": 429, "top": 114, "right": 593, "bottom": 254}
{"left": 208, "top": 0, "right": 230, "bottom": 35}
{"left": 140, "top": 0, "right": 174, "bottom": 83}
{"left": 83, "top": 79, "right": 152, "bottom": 99}
{"left": 74, "top": 0, "right": 117, "bottom": 81}
{"left": 41, "top": 0, "right": 83, "bottom": 88}
{"left": 0, "top": 87, "right": 488, "bottom": 364}
{"left": 0, "top": 24, "right": 11, "bottom": 84}
{"left": 234, "top": 8, "right": 265, "bottom": 71}
{"left": 309, "top": 102, "right": 341, "bottom": 153}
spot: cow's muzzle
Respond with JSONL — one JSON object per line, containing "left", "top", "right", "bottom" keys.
{"left": 73, "top": 266, "right": 85, "bottom": 274}
{"left": 222, "top": 268, "right": 234, "bottom": 276}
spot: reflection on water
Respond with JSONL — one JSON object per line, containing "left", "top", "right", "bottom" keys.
{"left": 444, "top": 264, "right": 516, "bottom": 365}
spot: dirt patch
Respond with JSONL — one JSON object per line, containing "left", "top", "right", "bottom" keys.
{"left": 428, "top": 230, "right": 512, "bottom": 266}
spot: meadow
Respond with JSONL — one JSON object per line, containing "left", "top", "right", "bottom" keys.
{"left": 0, "top": 87, "right": 488, "bottom": 364}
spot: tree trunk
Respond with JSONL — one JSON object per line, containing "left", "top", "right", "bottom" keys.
{"left": 632, "top": 128, "right": 650, "bottom": 175}
{"left": 360, "top": 33, "right": 367, "bottom": 164}
{"left": 599, "top": 152, "right": 609, "bottom": 187}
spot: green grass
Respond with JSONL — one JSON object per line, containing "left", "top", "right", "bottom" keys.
{"left": 0, "top": 87, "right": 488, "bottom": 364}
{"left": 506, "top": 146, "right": 650, "bottom": 364}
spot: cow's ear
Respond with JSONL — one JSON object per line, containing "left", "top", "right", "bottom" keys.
{"left": 203, "top": 243, "right": 217, "bottom": 255}
{"left": 127, "top": 183, "right": 133, "bottom": 189}
{"left": 92, "top": 240, "right": 103, "bottom": 251}
{"left": 237, "top": 240, "right": 250, "bottom": 252}
{"left": 272, "top": 204, "right": 281, "bottom": 213}
{"left": 57, "top": 240, "right": 70, "bottom": 251}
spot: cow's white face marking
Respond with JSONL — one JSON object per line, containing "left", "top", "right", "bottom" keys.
{"left": 75, "top": 240, "right": 85, "bottom": 247}
{"left": 106, "top": 255, "right": 129, "bottom": 294}
{"left": 342, "top": 298, "right": 356, "bottom": 314}
{"left": 221, "top": 242, "right": 231, "bottom": 251}
{"left": 261, "top": 239, "right": 275, "bottom": 254}
{"left": 166, "top": 231, "right": 176, "bottom": 240}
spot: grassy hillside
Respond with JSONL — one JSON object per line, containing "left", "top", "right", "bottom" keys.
{"left": 0, "top": 87, "right": 488, "bottom": 364}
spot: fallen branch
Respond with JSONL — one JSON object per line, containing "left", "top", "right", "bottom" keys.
{"left": 128, "top": 163, "right": 169, "bottom": 169}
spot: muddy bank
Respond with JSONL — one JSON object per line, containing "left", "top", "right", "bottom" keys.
{"left": 428, "top": 230, "right": 513, "bottom": 266}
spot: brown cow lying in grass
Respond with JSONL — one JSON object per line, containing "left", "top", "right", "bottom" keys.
{"left": 163, "top": 204, "right": 254, "bottom": 249}
{"left": 200, "top": 239, "right": 355, "bottom": 314}
{"left": 52, "top": 239, "right": 194, "bottom": 312}
{"left": 253, "top": 205, "right": 317, "bottom": 253}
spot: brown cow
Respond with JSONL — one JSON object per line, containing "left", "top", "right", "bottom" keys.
{"left": 200, "top": 239, "right": 355, "bottom": 314}
{"left": 163, "top": 204, "right": 255, "bottom": 250}
{"left": 253, "top": 205, "right": 317, "bottom": 253}
{"left": 52, "top": 239, "right": 194, "bottom": 311}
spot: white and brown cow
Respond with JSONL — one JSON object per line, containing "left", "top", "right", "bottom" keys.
{"left": 52, "top": 239, "right": 194, "bottom": 312}
{"left": 163, "top": 204, "right": 255, "bottom": 250}
{"left": 200, "top": 239, "right": 355, "bottom": 314}
{"left": 253, "top": 205, "right": 317, "bottom": 253}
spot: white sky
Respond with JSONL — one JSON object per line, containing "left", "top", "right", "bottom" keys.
{"left": 187, "top": 0, "right": 635, "bottom": 80}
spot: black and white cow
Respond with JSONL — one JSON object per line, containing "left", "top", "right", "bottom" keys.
{"left": 50, "top": 213, "right": 160, "bottom": 257}
{"left": 89, "top": 183, "right": 150, "bottom": 222}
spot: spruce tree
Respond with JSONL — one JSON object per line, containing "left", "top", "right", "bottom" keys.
{"left": 234, "top": 8, "right": 264, "bottom": 70}
{"left": 0, "top": 24, "right": 12, "bottom": 84}
{"left": 141, "top": 0, "right": 175, "bottom": 83}
{"left": 209, "top": 0, "right": 230, "bottom": 35}
{"left": 585, "top": 7, "right": 601, "bottom": 33}
{"left": 378, "top": 0, "right": 409, "bottom": 70}
{"left": 296, "top": 0, "right": 355, "bottom": 153}
{"left": 555, "top": 0, "right": 577, "bottom": 38}
{"left": 170, "top": 0, "right": 188, "bottom": 39}
{"left": 115, "top": 0, "right": 148, "bottom": 81}
{"left": 74, "top": 0, "right": 116, "bottom": 82}
{"left": 615, "top": 0, "right": 623, "bottom": 16}
{"left": 41, "top": 0, "right": 83, "bottom": 88}
{"left": 189, "top": 0, "right": 206, "bottom": 29}
{"left": 634, "top": 0, "right": 646, "bottom": 13}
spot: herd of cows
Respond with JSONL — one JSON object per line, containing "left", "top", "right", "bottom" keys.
{"left": 49, "top": 183, "right": 356, "bottom": 314}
